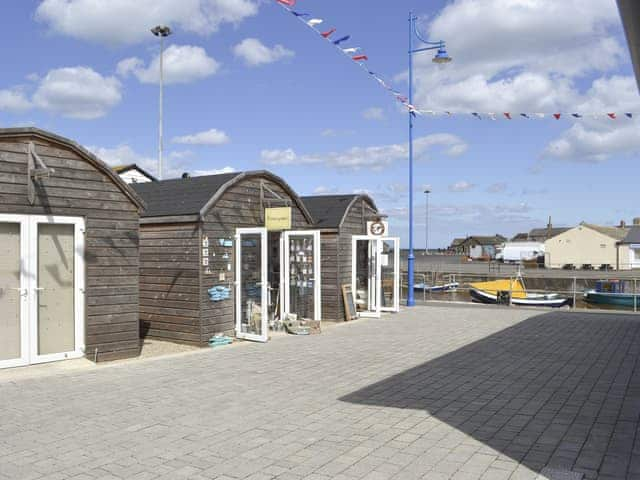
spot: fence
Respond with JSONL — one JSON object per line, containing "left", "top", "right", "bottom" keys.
{"left": 399, "top": 271, "right": 640, "bottom": 312}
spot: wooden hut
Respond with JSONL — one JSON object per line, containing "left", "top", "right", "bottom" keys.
{"left": 0, "top": 128, "right": 144, "bottom": 368}
{"left": 132, "top": 171, "right": 321, "bottom": 345}
{"left": 301, "top": 194, "right": 398, "bottom": 321}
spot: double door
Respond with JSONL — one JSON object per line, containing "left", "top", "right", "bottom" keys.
{"left": 352, "top": 236, "right": 400, "bottom": 318}
{"left": 235, "top": 229, "right": 321, "bottom": 342}
{"left": 0, "top": 215, "right": 85, "bottom": 369}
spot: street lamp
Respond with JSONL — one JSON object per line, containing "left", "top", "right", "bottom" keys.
{"left": 151, "top": 25, "right": 172, "bottom": 180}
{"left": 406, "top": 13, "right": 451, "bottom": 307}
{"left": 424, "top": 189, "right": 430, "bottom": 255}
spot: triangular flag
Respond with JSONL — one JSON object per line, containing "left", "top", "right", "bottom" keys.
{"left": 445, "top": 111, "right": 452, "bottom": 116}
{"left": 277, "top": 0, "right": 296, "bottom": 6}
{"left": 504, "top": 113, "right": 512, "bottom": 120}
{"left": 342, "top": 47, "right": 360, "bottom": 54}
{"left": 488, "top": 113, "right": 497, "bottom": 121}
{"left": 352, "top": 55, "right": 368, "bottom": 62}
{"left": 472, "top": 112, "right": 481, "bottom": 119}
{"left": 534, "top": 113, "right": 545, "bottom": 119}
{"left": 607, "top": 113, "right": 616, "bottom": 119}
{"left": 626, "top": 113, "right": 633, "bottom": 119}
{"left": 571, "top": 113, "right": 582, "bottom": 118}
{"left": 333, "top": 35, "right": 351, "bottom": 45}
{"left": 292, "top": 11, "right": 309, "bottom": 17}
{"left": 520, "top": 113, "right": 529, "bottom": 119}
{"left": 553, "top": 113, "right": 561, "bottom": 119}
{"left": 307, "top": 18, "right": 323, "bottom": 26}
{"left": 321, "top": 28, "right": 336, "bottom": 38}
{"left": 396, "top": 95, "right": 408, "bottom": 103}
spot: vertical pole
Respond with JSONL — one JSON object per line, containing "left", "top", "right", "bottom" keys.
{"left": 425, "top": 191, "right": 429, "bottom": 254}
{"left": 407, "top": 12, "right": 416, "bottom": 307}
{"left": 158, "top": 34, "right": 164, "bottom": 180}
{"left": 573, "top": 277, "right": 577, "bottom": 309}
{"left": 635, "top": 279, "right": 637, "bottom": 313}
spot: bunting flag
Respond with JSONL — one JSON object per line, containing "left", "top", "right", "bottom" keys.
{"left": 333, "top": 35, "right": 351, "bottom": 45}
{"left": 320, "top": 28, "right": 335, "bottom": 38}
{"left": 273, "top": 1, "right": 636, "bottom": 123}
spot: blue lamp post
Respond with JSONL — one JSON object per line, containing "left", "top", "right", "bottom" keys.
{"left": 406, "top": 13, "right": 451, "bottom": 306}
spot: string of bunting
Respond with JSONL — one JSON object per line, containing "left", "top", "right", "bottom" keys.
{"left": 275, "top": 0, "right": 636, "bottom": 121}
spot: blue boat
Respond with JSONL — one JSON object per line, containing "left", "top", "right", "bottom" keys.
{"left": 584, "top": 280, "right": 640, "bottom": 308}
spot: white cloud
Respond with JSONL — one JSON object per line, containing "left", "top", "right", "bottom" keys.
{"left": 172, "top": 128, "right": 230, "bottom": 145}
{"left": 261, "top": 134, "right": 467, "bottom": 170}
{"left": 362, "top": 107, "right": 385, "bottom": 121}
{"left": 35, "top": 0, "right": 259, "bottom": 46}
{"left": 232, "top": 38, "right": 294, "bottom": 67}
{"left": 313, "top": 186, "right": 339, "bottom": 194}
{"left": 191, "top": 166, "right": 236, "bottom": 176}
{"left": 90, "top": 144, "right": 157, "bottom": 172}
{"left": 0, "top": 89, "right": 32, "bottom": 113}
{"left": 449, "top": 181, "right": 475, "bottom": 192}
{"left": 33, "top": 66, "right": 121, "bottom": 119}
{"left": 117, "top": 45, "right": 219, "bottom": 85}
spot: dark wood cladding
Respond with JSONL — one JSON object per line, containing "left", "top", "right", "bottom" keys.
{"left": 138, "top": 176, "right": 314, "bottom": 345}
{"left": 0, "top": 133, "right": 141, "bottom": 362}
{"left": 332, "top": 197, "right": 378, "bottom": 321}
{"left": 200, "top": 178, "right": 311, "bottom": 341}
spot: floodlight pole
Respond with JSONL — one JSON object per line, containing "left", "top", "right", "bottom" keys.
{"left": 406, "top": 13, "right": 450, "bottom": 306}
{"left": 152, "top": 25, "right": 172, "bottom": 180}
{"left": 424, "top": 189, "right": 430, "bottom": 254}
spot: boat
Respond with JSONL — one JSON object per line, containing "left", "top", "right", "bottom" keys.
{"left": 584, "top": 280, "right": 640, "bottom": 308}
{"left": 413, "top": 281, "right": 459, "bottom": 292}
{"left": 469, "top": 278, "right": 572, "bottom": 307}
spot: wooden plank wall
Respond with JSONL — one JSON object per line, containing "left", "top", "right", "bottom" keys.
{"left": 201, "top": 177, "right": 312, "bottom": 340}
{"left": 318, "top": 232, "right": 341, "bottom": 321}
{"left": 337, "top": 198, "right": 378, "bottom": 319}
{"left": 0, "top": 136, "right": 141, "bottom": 362}
{"left": 138, "top": 222, "right": 201, "bottom": 344}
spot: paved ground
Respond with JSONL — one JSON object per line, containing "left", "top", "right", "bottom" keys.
{"left": 1, "top": 306, "right": 639, "bottom": 480}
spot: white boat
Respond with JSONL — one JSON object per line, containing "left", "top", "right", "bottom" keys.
{"left": 413, "top": 281, "right": 459, "bottom": 292}
{"left": 469, "top": 278, "right": 572, "bottom": 308}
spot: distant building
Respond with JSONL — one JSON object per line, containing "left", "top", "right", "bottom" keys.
{"left": 458, "top": 235, "right": 507, "bottom": 259}
{"left": 545, "top": 223, "right": 630, "bottom": 270}
{"left": 617, "top": 220, "right": 640, "bottom": 269}
{"left": 511, "top": 232, "right": 529, "bottom": 242}
{"left": 113, "top": 164, "right": 157, "bottom": 184}
{"left": 528, "top": 227, "right": 571, "bottom": 243}
{"left": 449, "top": 237, "right": 465, "bottom": 254}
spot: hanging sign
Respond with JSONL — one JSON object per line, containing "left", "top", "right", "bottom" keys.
{"left": 367, "top": 220, "right": 388, "bottom": 237}
{"left": 265, "top": 207, "right": 292, "bottom": 230}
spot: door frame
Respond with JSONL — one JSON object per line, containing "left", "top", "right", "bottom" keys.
{"left": 380, "top": 237, "right": 400, "bottom": 313}
{"left": 29, "top": 215, "right": 85, "bottom": 365}
{"left": 0, "top": 214, "right": 85, "bottom": 368}
{"left": 282, "top": 230, "right": 322, "bottom": 321}
{"left": 235, "top": 228, "right": 268, "bottom": 342}
{"left": 352, "top": 235, "right": 382, "bottom": 318}
{"left": 0, "top": 214, "right": 30, "bottom": 369}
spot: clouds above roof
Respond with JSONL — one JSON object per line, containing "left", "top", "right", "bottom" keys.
{"left": 35, "top": 0, "right": 259, "bottom": 46}
{"left": 232, "top": 38, "right": 294, "bottom": 67}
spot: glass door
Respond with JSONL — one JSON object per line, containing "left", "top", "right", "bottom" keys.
{"left": 352, "top": 236, "right": 381, "bottom": 318}
{"left": 282, "top": 231, "right": 321, "bottom": 321}
{"left": 0, "top": 216, "right": 29, "bottom": 369}
{"left": 380, "top": 238, "right": 400, "bottom": 313}
{"left": 235, "top": 228, "right": 268, "bottom": 342}
{"left": 30, "top": 216, "right": 85, "bottom": 364}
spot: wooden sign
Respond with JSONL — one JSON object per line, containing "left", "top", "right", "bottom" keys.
{"left": 265, "top": 207, "right": 292, "bottom": 231}
{"left": 342, "top": 284, "right": 357, "bottom": 321}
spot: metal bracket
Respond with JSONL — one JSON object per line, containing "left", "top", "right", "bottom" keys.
{"left": 259, "top": 181, "right": 291, "bottom": 222}
{"left": 27, "top": 142, "right": 54, "bottom": 205}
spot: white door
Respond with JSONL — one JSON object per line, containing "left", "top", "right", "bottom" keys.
{"left": 235, "top": 228, "right": 268, "bottom": 342}
{"left": 282, "top": 231, "right": 321, "bottom": 321}
{"left": 352, "top": 236, "right": 382, "bottom": 318}
{"left": 0, "top": 214, "right": 85, "bottom": 369}
{"left": 380, "top": 237, "right": 400, "bottom": 313}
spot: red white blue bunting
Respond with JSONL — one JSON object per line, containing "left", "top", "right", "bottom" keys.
{"left": 274, "top": 1, "right": 637, "bottom": 121}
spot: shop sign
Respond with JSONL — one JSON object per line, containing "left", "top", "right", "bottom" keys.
{"left": 265, "top": 207, "right": 292, "bottom": 230}
{"left": 367, "top": 220, "right": 388, "bottom": 237}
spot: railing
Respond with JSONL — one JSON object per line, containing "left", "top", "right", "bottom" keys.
{"left": 400, "top": 271, "right": 640, "bottom": 313}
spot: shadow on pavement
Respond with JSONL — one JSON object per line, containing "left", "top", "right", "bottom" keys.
{"left": 340, "top": 311, "right": 640, "bottom": 479}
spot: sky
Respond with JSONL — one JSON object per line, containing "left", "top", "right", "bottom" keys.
{"left": 1, "top": 0, "right": 639, "bottom": 248}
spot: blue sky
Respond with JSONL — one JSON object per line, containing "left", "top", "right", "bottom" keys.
{"left": 1, "top": 0, "right": 638, "bottom": 247}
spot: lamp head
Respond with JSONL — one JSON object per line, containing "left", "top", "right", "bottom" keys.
{"left": 151, "top": 25, "right": 172, "bottom": 37}
{"left": 432, "top": 44, "right": 452, "bottom": 64}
